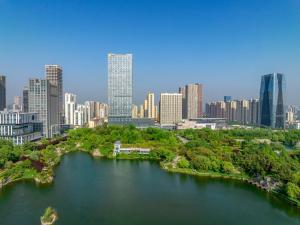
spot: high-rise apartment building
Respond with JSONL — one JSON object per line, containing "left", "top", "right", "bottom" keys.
{"left": 139, "top": 105, "right": 144, "bottom": 118}
{"left": 108, "top": 53, "right": 133, "bottom": 124}
{"left": 259, "top": 73, "right": 286, "bottom": 129}
{"left": 147, "top": 92, "right": 155, "bottom": 119}
{"left": 180, "top": 83, "right": 203, "bottom": 119}
{"left": 0, "top": 75, "right": 6, "bottom": 111}
{"left": 85, "top": 101, "right": 108, "bottom": 121}
{"left": 179, "top": 86, "right": 186, "bottom": 118}
{"left": 143, "top": 99, "right": 148, "bottom": 117}
{"left": 159, "top": 93, "right": 182, "bottom": 126}
{"left": 22, "top": 87, "right": 29, "bottom": 112}
{"left": 132, "top": 104, "right": 138, "bottom": 118}
{"left": 65, "top": 93, "right": 77, "bottom": 125}
{"left": 74, "top": 104, "right": 89, "bottom": 127}
{"left": 206, "top": 98, "right": 260, "bottom": 126}
{"left": 28, "top": 79, "right": 59, "bottom": 138}
{"left": 45, "top": 65, "right": 63, "bottom": 125}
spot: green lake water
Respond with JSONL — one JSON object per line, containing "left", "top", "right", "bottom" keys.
{"left": 0, "top": 152, "right": 299, "bottom": 225}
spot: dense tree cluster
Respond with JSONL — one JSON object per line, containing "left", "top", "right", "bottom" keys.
{"left": 1, "top": 126, "right": 300, "bottom": 204}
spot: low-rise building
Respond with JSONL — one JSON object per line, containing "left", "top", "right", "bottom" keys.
{"left": 113, "top": 141, "right": 151, "bottom": 156}
{"left": 0, "top": 111, "right": 42, "bottom": 145}
{"left": 177, "top": 120, "right": 216, "bottom": 130}
{"left": 88, "top": 117, "right": 104, "bottom": 128}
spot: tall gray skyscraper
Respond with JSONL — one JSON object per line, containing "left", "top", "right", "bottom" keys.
{"left": 259, "top": 73, "right": 286, "bottom": 129}
{"left": 0, "top": 75, "right": 6, "bottom": 111}
{"left": 45, "top": 65, "right": 63, "bottom": 125}
{"left": 29, "top": 79, "right": 59, "bottom": 138}
{"left": 22, "top": 87, "right": 29, "bottom": 112}
{"left": 108, "top": 53, "right": 133, "bottom": 124}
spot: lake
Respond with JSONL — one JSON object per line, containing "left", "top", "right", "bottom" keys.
{"left": 0, "top": 152, "right": 299, "bottom": 225}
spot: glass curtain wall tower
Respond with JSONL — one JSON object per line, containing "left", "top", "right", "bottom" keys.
{"left": 108, "top": 53, "right": 133, "bottom": 124}
{"left": 259, "top": 73, "right": 286, "bottom": 129}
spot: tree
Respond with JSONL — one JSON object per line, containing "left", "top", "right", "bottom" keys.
{"left": 286, "top": 182, "right": 300, "bottom": 200}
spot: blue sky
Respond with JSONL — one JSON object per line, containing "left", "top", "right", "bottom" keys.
{"left": 0, "top": 0, "right": 300, "bottom": 105}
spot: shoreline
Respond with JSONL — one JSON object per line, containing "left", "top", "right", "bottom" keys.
{"left": 1, "top": 150, "right": 299, "bottom": 208}
{"left": 162, "top": 165, "right": 300, "bottom": 207}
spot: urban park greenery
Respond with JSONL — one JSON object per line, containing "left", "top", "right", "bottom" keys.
{"left": 1, "top": 125, "right": 300, "bottom": 206}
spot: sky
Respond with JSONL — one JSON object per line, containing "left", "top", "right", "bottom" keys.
{"left": 0, "top": 0, "right": 300, "bottom": 105}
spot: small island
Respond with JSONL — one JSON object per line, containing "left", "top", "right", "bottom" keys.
{"left": 40, "top": 207, "right": 58, "bottom": 225}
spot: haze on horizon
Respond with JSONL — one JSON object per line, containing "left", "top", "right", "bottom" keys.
{"left": 0, "top": 0, "right": 299, "bottom": 105}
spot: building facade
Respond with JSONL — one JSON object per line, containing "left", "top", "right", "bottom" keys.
{"left": 259, "top": 73, "right": 286, "bottom": 129}
{"left": 65, "top": 93, "right": 77, "bottom": 125}
{"left": 13, "top": 96, "right": 22, "bottom": 112}
{"left": 0, "top": 75, "right": 6, "bottom": 111}
{"left": 0, "top": 111, "right": 42, "bottom": 145}
{"left": 45, "top": 65, "right": 63, "bottom": 125}
{"left": 180, "top": 83, "right": 203, "bottom": 119}
{"left": 146, "top": 92, "right": 155, "bottom": 119}
{"left": 28, "top": 79, "right": 59, "bottom": 138}
{"left": 206, "top": 98, "right": 260, "bottom": 126}
{"left": 108, "top": 53, "right": 133, "bottom": 124}
{"left": 22, "top": 87, "right": 29, "bottom": 112}
{"left": 159, "top": 93, "right": 182, "bottom": 126}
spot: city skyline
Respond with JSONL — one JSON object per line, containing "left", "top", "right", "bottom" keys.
{"left": 1, "top": 0, "right": 300, "bottom": 105}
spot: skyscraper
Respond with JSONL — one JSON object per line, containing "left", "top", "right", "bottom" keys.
{"left": 224, "top": 96, "right": 232, "bottom": 102}
{"left": 22, "top": 87, "right": 29, "bottom": 112}
{"left": 259, "top": 73, "right": 286, "bottom": 129}
{"left": 180, "top": 83, "right": 203, "bottom": 119}
{"left": 28, "top": 79, "right": 59, "bottom": 138}
{"left": 108, "top": 53, "right": 133, "bottom": 124}
{"left": 45, "top": 65, "right": 63, "bottom": 125}
{"left": 159, "top": 93, "right": 182, "bottom": 126}
{"left": 0, "top": 75, "right": 6, "bottom": 111}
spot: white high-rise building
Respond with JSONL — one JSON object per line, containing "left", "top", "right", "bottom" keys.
{"left": 159, "top": 93, "right": 182, "bottom": 126}
{"left": 74, "top": 104, "right": 89, "bottom": 127}
{"left": 108, "top": 53, "right": 133, "bottom": 124}
{"left": 65, "top": 93, "right": 77, "bottom": 125}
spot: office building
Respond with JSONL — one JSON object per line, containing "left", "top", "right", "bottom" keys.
{"left": 0, "top": 111, "right": 42, "bottom": 145}
{"left": 259, "top": 73, "right": 286, "bottom": 129}
{"left": 159, "top": 93, "right": 182, "bottom": 126}
{"left": 65, "top": 93, "right": 77, "bottom": 125}
{"left": 45, "top": 65, "right": 63, "bottom": 125}
{"left": 0, "top": 75, "right": 6, "bottom": 111}
{"left": 108, "top": 53, "right": 133, "bottom": 124}
{"left": 22, "top": 87, "right": 29, "bottom": 112}
{"left": 28, "top": 79, "right": 59, "bottom": 138}
{"left": 224, "top": 96, "right": 232, "bottom": 102}
{"left": 179, "top": 83, "right": 203, "bottom": 119}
